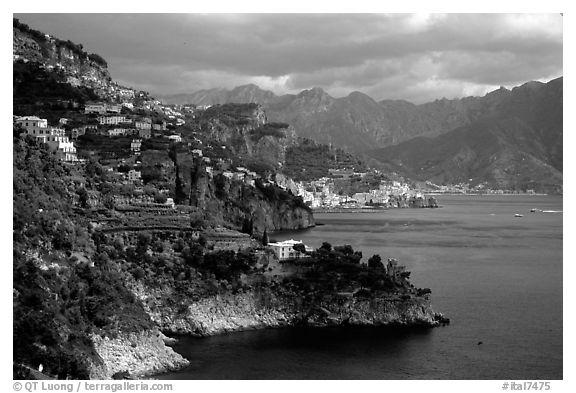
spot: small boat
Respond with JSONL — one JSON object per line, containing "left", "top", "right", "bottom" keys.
{"left": 514, "top": 214, "right": 523, "bottom": 218}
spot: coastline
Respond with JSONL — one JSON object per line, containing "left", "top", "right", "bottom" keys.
{"left": 312, "top": 206, "right": 440, "bottom": 214}
{"left": 131, "top": 287, "right": 448, "bottom": 378}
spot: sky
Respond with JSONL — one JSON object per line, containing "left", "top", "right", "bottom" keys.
{"left": 13, "top": 13, "right": 563, "bottom": 104}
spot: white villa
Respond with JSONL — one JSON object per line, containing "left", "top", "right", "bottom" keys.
{"left": 15, "top": 115, "right": 48, "bottom": 131}
{"left": 268, "top": 239, "right": 313, "bottom": 261}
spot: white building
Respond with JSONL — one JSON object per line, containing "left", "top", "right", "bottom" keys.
{"left": 16, "top": 116, "right": 76, "bottom": 162}
{"left": 268, "top": 239, "right": 313, "bottom": 261}
{"left": 167, "top": 134, "right": 182, "bottom": 143}
{"left": 98, "top": 115, "right": 129, "bottom": 125}
{"left": 128, "top": 169, "right": 141, "bottom": 182}
{"left": 107, "top": 128, "right": 127, "bottom": 136}
{"left": 33, "top": 133, "right": 76, "bottom": 162}
{"left": 84, "top": 102, "right": 107, "bottom": 114}
{"left": 15, "top": 116, "right": 48, "bottom": 130}
{"left": 131, "top": 139, "right": 142, "bottom": 153}
{"left": 45, "top": 135, "right": 77, "bottom": 162}
{"left": 107, "top": 104, "right": 121, "bottom": 114}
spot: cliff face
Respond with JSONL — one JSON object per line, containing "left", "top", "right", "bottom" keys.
{"left": 13, "top": 21, "right": 127, "bottom": 100}
{"left": 88, "top": 330, "right": 189, "bottom": 379}
{"left": 131, "top": 284, "right": 443, "bottom": 337}
{"left": 187, "top": 168, "right": 314, "bottom": 233}
{"left": 169, "top": 103, "right": 313, "bottom": 233}
{"left": 198, "top": 103, "right": 299, "bottom": 168}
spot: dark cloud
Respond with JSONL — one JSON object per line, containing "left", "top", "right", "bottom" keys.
{"left": 14, "top": 13, "right": 562, "bottom": 104}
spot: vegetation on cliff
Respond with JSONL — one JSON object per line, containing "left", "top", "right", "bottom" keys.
{"left": 281, "top": 243, "right": 418, "bottom": 297}
{"left": 13, "top": 136, "right": 154, "bottom": 379}
{"left": 248, "top": 122, "right": 289, "bottom": 142}
{"left": 199, "top": 103, "right": 261, "bottom": 127}
{"left": 14, "top": 18, "right": 108, "bottom": 68}
{"left": 284, "top": 138, "right": 367, "bottom": 181}
{"left": 13, "top": 61, "right": 99, "bottom": 118}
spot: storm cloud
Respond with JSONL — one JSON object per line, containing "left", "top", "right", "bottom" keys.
{"left": 14, "top": 13, "right": 563, "bottom": 104}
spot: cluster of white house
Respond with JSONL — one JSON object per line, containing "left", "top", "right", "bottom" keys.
{"left": 15, "top": 116, "right": 77, "bottom": 162}
{"left": 272, "top": 174, "right": 422, "bottom": 209}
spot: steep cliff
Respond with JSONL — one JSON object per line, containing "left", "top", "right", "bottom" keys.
{"left": 13, "top": 18, "right": 135, "bottom": 102}
{"left": 176, "top": 156, "right": 314, "bottom": 233}
{"left": 88, "top": 330, "right": 189, "bottom": 379}
{"left": 172, "top": 103, "right": 314, "bottom": 233}
{"left": 14, "top": 20, "right": 110, "bottom": 91}
{"left": 131, "top": 280, "right": 444, "bottom": 337}
{"left": 12, "top": 136, "right": 188, "bottom": 380}
{"left": 194, "top": 103, "right": 299, "bottom": 169}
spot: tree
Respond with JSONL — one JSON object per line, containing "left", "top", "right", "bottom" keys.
{"left": 241, "top": 218, "right": 253, "bottom": 236}
{"left": 262, "top": 230, "right": 269, "bottom": 246}
{"left": 293, "top": 243, "right": 306, "bottom": 254}
{"left": 85, "top": 159, "right": 105, "bottom": 179}
{"left": 102, "top": 196, "right": 115, "bottom": 210}
{"left": 320, "top": 242, "right": 332, "bottom": 252}
{"left": 76, "top": 187, "right": 89, "bottom": 208}
{"left": 368, "top": 254, "right": 384, "bottom": 270}
{"left": 334, "top": 245, "right": 354, "bottom": 255}
{"left": 153, "top": 193, "right": 167, "bottom": 204}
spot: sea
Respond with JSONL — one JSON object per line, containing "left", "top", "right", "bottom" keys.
{"left": 157, "top": 195, "right": 563, "bottom": 380}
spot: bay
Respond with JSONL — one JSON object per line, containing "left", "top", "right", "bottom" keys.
{"left": 158, "top": 195, "right": 563, "bottom": 379}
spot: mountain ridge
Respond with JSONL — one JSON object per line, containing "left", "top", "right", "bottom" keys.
{"left": 159, "top": 77, "right": 562, "bottom": 153}
{"left": 366, "top": 77, "right": 563, "bottom": 193}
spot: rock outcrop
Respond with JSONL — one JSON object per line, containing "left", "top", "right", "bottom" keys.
{"left": 13, "top": 18, "right": 135, "bottom": 101}
{"left": 175, "top": 152, "right": 314, "bottom": 234}
{"left": 132, "top": 285, "right": 445, "bottom": 337}
{"left": 88, "top": 330, "right": 189, "bottom": 379}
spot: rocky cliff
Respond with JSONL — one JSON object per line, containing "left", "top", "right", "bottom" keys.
{"left": 195, "top": 103, "right": 299, "bottom": 168}
{"left": 131, "top": 283, "right": 445, "bottom": 337}
{"left": 88, "top": 330, "right": 189, "bottom": 379}
{"left": 173, "top": 104, "right": 314, "bottom": 233}
{"left": 181, "top": 161, "right": 314, "bottom": 233}
{"left": 13, "top": 18, "right": 134, "bottom": 101}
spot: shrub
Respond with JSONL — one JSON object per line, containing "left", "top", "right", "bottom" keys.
{"left": 368, "top": 254, "right": 384, "bottom": 270}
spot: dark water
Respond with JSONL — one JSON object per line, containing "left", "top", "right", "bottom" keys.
{"left": 158, "top": 195, "right": 563, "bottom": 379}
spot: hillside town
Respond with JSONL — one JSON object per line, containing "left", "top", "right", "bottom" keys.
{"left": 14, "top": 105, "right": 438, "bottom": 211}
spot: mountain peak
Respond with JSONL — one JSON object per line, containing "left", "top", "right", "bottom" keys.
{"left": 345, "top": 91, "right": 377, "bottom": 103}
{"left": 233, "top": 83, "right": 264, "bottom": 92}
{"left": 297, "top": 87, "right": 331, "bottom": 99}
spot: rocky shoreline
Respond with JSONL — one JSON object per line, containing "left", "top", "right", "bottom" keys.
{"left": 140, "top": 285, "right": 445, "bottom": 338}
{"left": 83, "top": 283, "right": 448, "bottom": 379}
{"left": 88, "top": 329, "right": 189, "bottom": 379}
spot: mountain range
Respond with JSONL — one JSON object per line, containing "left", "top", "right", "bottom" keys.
{"left": 160, "top": 77, "right": 563, "bottom": 192}
{"left": 366, "top": 78, "right": 563, "bottom": 193}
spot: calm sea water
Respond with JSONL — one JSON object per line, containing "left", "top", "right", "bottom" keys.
{"left": 158, "top": 195, "right": 563, "bottom": 379}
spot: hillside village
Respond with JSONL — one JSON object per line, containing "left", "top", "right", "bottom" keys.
{"left": 14, "top": 106, "right": 441, "bottom": 211}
